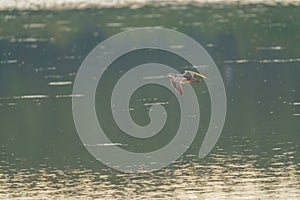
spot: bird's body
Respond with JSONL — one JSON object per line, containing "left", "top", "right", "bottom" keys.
{"left": 168, "top": 70, "right": 206, "bottom": 96}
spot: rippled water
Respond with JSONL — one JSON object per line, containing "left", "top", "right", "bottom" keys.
{"left": 1, "top": 143, "right": 299, "bottom": 199}
{"left": 1, "top": 2, "right": 300, "bottom": 199}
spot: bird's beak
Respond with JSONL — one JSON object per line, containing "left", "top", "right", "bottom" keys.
{"left": 195, "top": 72, "right": 207, "bottom": 79}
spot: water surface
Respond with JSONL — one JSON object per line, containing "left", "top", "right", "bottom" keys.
{"left": 0, "top": 3, "right": 300, "bottom": 199}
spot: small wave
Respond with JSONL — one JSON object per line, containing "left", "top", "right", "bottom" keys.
{"left": 17, "top": 95, "right": 49, "bottom": 99}
{"left": 170, "top": 45, "right": 184, "bottom": 49}
{"left": 206, "top": 43, "right": 215, "bottom": 47}
{"left": 84, "top": 143, "right": 127, "bottom": 147}
{"left": 143, "top": 75, "right": 166, "bottom": 80}
{"left": 144, "top": 102, "right": 169, "bottom": 106}
{"left": 0, "top": 60, "right": 18, "bottom": 64}
{"left": 258, "top": 58, "right": 300, "bottom": 63}
{"left": 224, "top": 57, "right": 300, "bottom": 64}
{"left": 55, "top": 94, "right": 84, "bottom": 98}
{"left": 10, "top": 38, "right": 51, "bottom": 43}
{"left": 224, "top": 59, "right": 252, "bottom": 64}
{"left": 35, "top": 66, "right": 56, "bottom": 73}
{"left": 23, "top": 24, "right": 46, "bottom": 29}
{"left": 106, "top": 22, "right": 123, "bottom": 27}
{"left": 0, "top": 94, "right": 49, "bottom": 100}
{"left": 48, "top": 81, "right": 72, "bottom": 86}
{"left": 44, "top": 75, "right": 64, "bottom": 79}
{"left": 256, "top": 46, "right": 282, "bottom": 50}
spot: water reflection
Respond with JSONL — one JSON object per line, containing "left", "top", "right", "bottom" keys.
{"left": 0, "top": 140, "right": 299, "bottom": 199}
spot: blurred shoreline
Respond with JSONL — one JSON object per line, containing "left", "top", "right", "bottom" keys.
{"left": 1, "top": 0, "right": 300, "bottom": 11}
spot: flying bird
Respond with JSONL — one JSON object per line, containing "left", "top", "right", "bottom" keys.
{"left": 168, "top": 70, "right": 207, "bottom": 96}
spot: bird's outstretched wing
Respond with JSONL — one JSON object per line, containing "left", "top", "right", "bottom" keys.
{"left": 170, "top": 77, "right": 186, "bottom": 96}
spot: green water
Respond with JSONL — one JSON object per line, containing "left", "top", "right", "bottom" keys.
{"left": 0, "top": 4, "right": 300, "bottom": 199}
